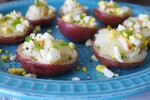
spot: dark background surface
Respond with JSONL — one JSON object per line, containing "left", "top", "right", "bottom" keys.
{"left": 0, "top": 0, "right": 150, "bottom": 5}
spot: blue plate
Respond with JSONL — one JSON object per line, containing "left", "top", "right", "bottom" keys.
{"left": 0, "top": 0, "right": 150, "bottom": 100}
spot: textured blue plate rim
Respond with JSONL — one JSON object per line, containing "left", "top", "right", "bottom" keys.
{"left": 0, "top": 0, "right": 150, "bottom": 98}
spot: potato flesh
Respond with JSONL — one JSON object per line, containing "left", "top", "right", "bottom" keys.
{"left": 94, "top": 29, "right": 147, "bottom": 63}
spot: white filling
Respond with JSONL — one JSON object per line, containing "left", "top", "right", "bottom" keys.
{"left": 26, "top": 5, "right": 55, "bottom": 20}
{"left": 118, "top": 36, "right": 130, "bottom": 51}
{"left": 61, "top": 0, "right": 88, "bottom": 17}
{"left": 99, "top": 1, "right": 130, "bottom": 16}
{"left": 113, "top": 46, "right": 124, "bottom": 62}
{"left": 63, "top": 14, "right": 97, "bottom": 28}
{"left": 129, "top": 48, "right": 140, "bottom": 58}
{"left": 129, "top": 36, "right": 141, "bottom": 46}
{"left": 16, "top": 24, "right": 26, "bottom": 32}
{"left": 22, "top": 20, "right": 29, "bottom": 27}
{"left": 138, "top": 14, "right": 149, "bottom": 21}
{"left": 6, "top": 10, "right": 22, "bottom": 19}
{"left": 118, "top": 24, "right": 126, "bottom": 31}
{"left": 0, "top": 14, "right": 3, "bottom": 19}
{"left": 41, "top": 48, "right": 60, "bottom": 64}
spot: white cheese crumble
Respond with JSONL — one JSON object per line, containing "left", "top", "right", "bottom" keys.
{"left": 85, "top": 39, "right": 93, "bottom": 47}
{"left": 16, "top": 24, "right": 26, "bottom": 32}
{"left": 25, "top": 73, "right": 37, "bottom": 78}
{"left": 71, "top": 77, "right": 80, "bottom": 81}
{"left": 91, "top": 55, "right": 98, "bottom": 61}
{"left": 129, "top": 35, "right": 141, "bottom": 46}
{"left": 9, "top": 55, "right": 16, "bottom": 62}
{"left": 113, "top": 46, "right": 124, "bottom": 62}
{"left": 96, "top": 65, "right": 119, "bottom": 78}
{"left": 138, "top": 14, "right": 149, "bottom": 21}
{"left": 118, "top": 24, "right": 126, "bottom": 31}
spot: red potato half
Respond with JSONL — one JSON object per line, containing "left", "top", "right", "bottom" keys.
{"left": 16, "top": 44, "right": 78, "bottom": 76}
{"left": 94, "top": 8, "right": 131, "bottom": 26}
{"left": 0, "top": 25, "right": 33, "bottom": 45}
{"left": 28, "top": 14, "right": 56, "bottom": 27}
{"left": 93, "top": 43, "right": 147, "bottom": 69}
{"left": 57, "top": 18, "right": 98, "bottom": 43}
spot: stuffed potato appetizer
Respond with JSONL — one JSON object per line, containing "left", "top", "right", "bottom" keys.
{"left": 94, "top": 0, "right": 131, "bottom": 26}
{"left": 123, "top": 14, "right": 150, "bottom": 48}
{"left": 0, "top": 11, "right": 33, "bottom": 44}
{"left": 57, "top": 14, "right": 98, "bottom": 43}
{"left": 59, "top": 0, "right": 88, "bottom": 17}
{"left": 26, "top": 0, "right": 56, "bottom": 26}
{"left": 93, "top": 25, "right": 147, "bottom": 69}
{"left": 16, "top": 32, "right": 78, "bottom": 76}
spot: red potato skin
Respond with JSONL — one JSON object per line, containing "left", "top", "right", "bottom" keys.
{"left": 148, "top": 40, "right": 150, "bottom": 48}
{"left": 28, "top": 14, "right": 56, "bottom": 27}
{"left": 93, "top": 44, "right": 145, "bottom": 69}
{"left": 0, "top": 24, "right": 33, "bottom": 45}
{"left": 57, "top": 18, "right": 98, "bottom": 43}
{"left": 94, "top": 8, "right": 131, "bottom": 26}
{"left": 16, "top": 45, "right": 78, "bottom": 76}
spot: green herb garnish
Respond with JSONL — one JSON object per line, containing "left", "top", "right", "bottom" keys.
{"left": 113, "top": 3, "right": 119, "bottom": 8}
{"left": 96, "top": 46, "right": 100, "bottom": 49}
{"left": 148, "top": 17, "right": 150, "bottom": 21}
{"left": 25, "top": 36, "right": 32, "bottom": 42}
{"left": 80, "top": 14, "right": 85, "bottom": 20}
{"left": 34, "top": 44, "right": 41, "bottom": 51}
{"left": 60, "top": 41, "right": 68, "bottom": 46}
{"left": 107, "top": 25, "right": 112, "bottom": 30}
{"left": 11, "top": 17, "right": 21, "bottom": 27}
{"left": 120, "top": 30, "right": 133, "bottom": 38}
{"left": 121, "top": 52, "right": 127, "bottom": 59}
{"left": 35, "top": 0, "right": 41, "bottom": 7}
{"left": 109, "top": 11, "right": 114, "bottom": 14}
{"left": 53, "top": 45, "right": 59, "bottom": 49}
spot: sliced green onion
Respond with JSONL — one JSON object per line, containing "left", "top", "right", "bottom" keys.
{"left": 34, "top": 44, "right": 41, "bottom": 51}
{"left": 25, "top": 36, "right": 32, "bottom": 42}
{"left": 113, "top": 3, "right": 119, "bottom": 8}
{"left": 120, "top": 30, "right": 133, "bottom": 38}
{"left": 60, "top": 41, "right": 68, "bottom": 46}
{"left": 80, "top": 14, "right": 85, "bottom": 20}
{"left": 35, "top": 0, "right": 41, "bottom": 7}
{"left": 109, "top": 11, "right": 114, "bottom": 14}
{"left": 148, "top": 17, "right": 150, "bottom": 21}
{"left": 11, "top": 17, "right": 21, "bottom": 27}
{"left": 121, "top": 52, "right": 127, "bottom": 59}
{"left": 53, "top": 45, "right": 59, "bottom": 49}
{"left": 107, "top": 25, "right": 112, "bottom": 30}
